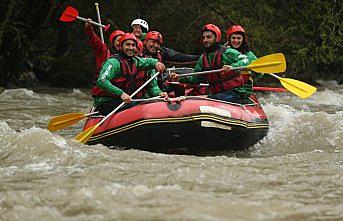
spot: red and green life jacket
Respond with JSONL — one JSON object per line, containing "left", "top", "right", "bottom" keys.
{"left": 201, "top": 47, "right": 244, "bottom": 94}
{"left": 92, "top": 56, "right": 148, "bottom": 98}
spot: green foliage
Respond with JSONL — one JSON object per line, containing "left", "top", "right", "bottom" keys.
{"left": 0, "top": 0, "right": 342, "bottom": 87}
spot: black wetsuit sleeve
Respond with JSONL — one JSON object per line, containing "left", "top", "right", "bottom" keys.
{"left": 160, "top": 47, "right": 199, "bottom": 63}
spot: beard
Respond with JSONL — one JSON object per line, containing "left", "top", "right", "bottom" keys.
{"left": 204, "top": 42, "right": 221, "bottom": 53}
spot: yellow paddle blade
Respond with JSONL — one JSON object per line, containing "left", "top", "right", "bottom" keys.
{"left": 280, "top": 78, "right": 317, "bottom": 99}
{"left": 48, "top": 113, "right": 86, "bottom": 132}
{"left": 74, "top": 125, "right": 98, "bottom": 144}
{"left": 247, "top": 53, "right": 286, "bottom": 73}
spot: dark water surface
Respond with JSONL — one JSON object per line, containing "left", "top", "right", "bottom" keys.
{"left": 0, "top": 81, "right": 342, "bottom": 221}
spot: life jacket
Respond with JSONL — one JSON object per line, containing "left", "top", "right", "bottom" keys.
{"left": 92, "top": 55, "right": 148, "bottom": 98}
{"left": 241, "top": 71, "right": 253, "bottom": 85}
{"left": 143, "top": 49, "right": 163, "bottom": 62}
{"left": 143, "top": 50, "right": 164, "bottom": 89}
{"left": 201, "top": 47, "right": 244, "bottom": 94}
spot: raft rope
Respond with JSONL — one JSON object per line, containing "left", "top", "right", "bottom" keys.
{"left": 89, "top": 95, "right": 258, "bottom": 119}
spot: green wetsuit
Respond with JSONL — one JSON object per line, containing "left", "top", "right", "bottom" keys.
{"left": 180, "top": 46, "right": 251, "bottom": 95}
{"left": 94, "top": 56, "right": 162, "bottom": 107}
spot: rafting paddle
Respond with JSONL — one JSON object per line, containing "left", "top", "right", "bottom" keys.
{"left": 74, "top": 71, "right": 162, "bottom": 144}
{"left": 167, "top": 81, "right": 288, "bottom": 92}
{"left": 179, "top": 53, "right": 286, "bottom": 77}
{"left": 59, "top": 6, "right": 110, "bottom": 31}
{"left": 245, "top": 53, "right": 315, "bottom": 98}
{"left": 48, "top": 112, "right": 99, "bottom": 132}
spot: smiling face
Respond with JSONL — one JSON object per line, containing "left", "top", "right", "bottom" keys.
{"left": 122, "top": 40, "right": 137, "bottom": 57}
{"left": 145, "top": 39, "right": 160, "bottom": 54}
{"left": 229, "top": 33, "right": 244, "bottom": 49}
{"left": 202, "top": 31, "right": 216, "bottom": 48}
{"left": 132, "top": 24, "right": 143, "bottom": 38}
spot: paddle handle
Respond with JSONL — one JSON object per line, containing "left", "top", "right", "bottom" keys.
{"left": 97, "top": 71, "right": 161, "bottom": 125}
{"left": 95, "top": 3, "right": 104, "bottom": 43}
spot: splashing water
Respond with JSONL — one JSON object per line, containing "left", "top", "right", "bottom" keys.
{"left": 0, "top": 82, "right": 342, "bottom": 221}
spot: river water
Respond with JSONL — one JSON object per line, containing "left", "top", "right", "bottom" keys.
{"left": 0, "top": 81, "right": 342, "bottom": 221}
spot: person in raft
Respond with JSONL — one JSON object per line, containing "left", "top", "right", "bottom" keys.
{"left": 169, "top": 24, "right": 252, "bottom": 103}
{"left": 225, "top": 24, "right": 263, "bottom": 94}
{"left": 131, "top": 18, "right": 149, "bottom": 41}
{"left": 85, "top": 20, "right": 125, "bottom": 72}
{"left": 143, "top": 31, "right": 199, "bottom": 65}
{"left": 142, "top": 31, "right": 199, "bottom": 96}
{"left": 92, "top": 33, "right": 168, "bottom": 115}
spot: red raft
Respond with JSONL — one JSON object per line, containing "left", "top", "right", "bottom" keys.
{"left": 83, "top": 95, "right": 269, "bottom": 154}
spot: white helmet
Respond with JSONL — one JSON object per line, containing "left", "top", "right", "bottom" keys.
{"left": 131, "top": 18, "right": 149, "bottom": 32}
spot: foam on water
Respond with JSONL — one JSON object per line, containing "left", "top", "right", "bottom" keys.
{"left": 0, "top": 121, "right": 110, "bottom": 171}
{"left": 252, "top": 103, "right": 343, "bottom": 157}
{"left": 0, "top": 88, "right": 40, "bottom": 100}
{"left": 0, "top": 83, "right": 342, "bottom": 221}
{"left": 308, "top": 89, "right": 343, "bottom": 106}
{"left": 70, "top": 89, "right": 92, "bottom": 99}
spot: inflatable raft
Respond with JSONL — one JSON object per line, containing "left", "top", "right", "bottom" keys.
{"left": 83, "top": 95, "right": 269, "bottom": 154}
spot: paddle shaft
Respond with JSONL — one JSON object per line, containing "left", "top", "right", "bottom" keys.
{"left": 94, "top": 3, "right": 104, "bottom": 43}
{"left": 179, "top": 66, "right": 248, "bottom": 77}
{"left": 167, "top": 67, "right": 194, "bottom": 73}
{"left": 180, "top": 69, "right": 222, "bottom": 77}
{"left": 268, "top": 73, "right": 281, "bottom": 80}
{"left": 96, "top": 71, "right": 161, "bottom": 126}
{"left": 84, "top": 111, "right": 99, "bottom": 118}
{"left": 167, "top": 81, "right": 287, "bottom": 92}
{"left": 54, "top": 111, "right": 99, "bottom": 125}
{"left": 131, "top": 96, "right": 160, "bottom": 102}
{"left": 72, "top": 14, "right": 108, "bottom": 29}
{"left": 167, "top": 81, "right": 209, "bottom": 87}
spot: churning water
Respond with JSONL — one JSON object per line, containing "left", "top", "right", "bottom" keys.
{"left": 0, "top": 82, "right": 342, "bottom": 221}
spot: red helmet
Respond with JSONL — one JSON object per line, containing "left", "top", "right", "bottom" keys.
{"left": 226, "top": 25, "right": 245, "bottom": 39}
{"left": 136, "top": 39, "right": 144, "bottom": 56}
{"left": 202, "top": 24, "right": 222, "bottom": 43}
{"left": 109, "top": 30, "right": 125, "bottom": 44}
{"left": 144, "top": 31, "right": 163, "bottom": 45}
{"left": 118, "top": 33, "right": 138, "bottom": 49}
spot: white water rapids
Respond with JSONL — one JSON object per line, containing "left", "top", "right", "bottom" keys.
{"left": 0, "top": 81, "right": 342, "bottom": 221}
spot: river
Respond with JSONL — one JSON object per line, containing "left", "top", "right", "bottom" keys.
{"left": 0, "top": 81, "right": 342, "bottom": 221}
